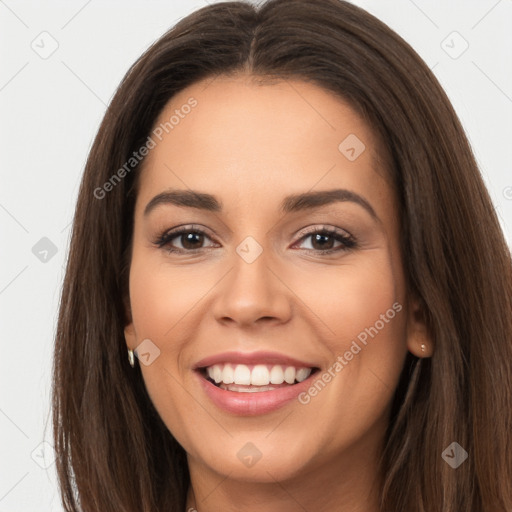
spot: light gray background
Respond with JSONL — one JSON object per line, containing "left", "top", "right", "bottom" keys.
{"left": 1, "top": 1, "right": 511, "bottom": 510}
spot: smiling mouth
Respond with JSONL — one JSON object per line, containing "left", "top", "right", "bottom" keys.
{"left": 199, "top": 363, "right": 320, "bottom": 393}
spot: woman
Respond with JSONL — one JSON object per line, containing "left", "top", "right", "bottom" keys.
{"left": 52, "top": 0, "right": 512, "bottom": 511}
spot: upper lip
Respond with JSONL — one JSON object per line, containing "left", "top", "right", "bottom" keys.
{"left": 193, "top": 351, "right": 318, "bottom": 370}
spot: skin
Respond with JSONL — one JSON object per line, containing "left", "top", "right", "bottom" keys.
{"left": 124, "top": 74, "right": 432, "bottom": 512}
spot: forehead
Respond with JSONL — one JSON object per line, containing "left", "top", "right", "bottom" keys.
{"left": 135, "top": 75, "right": 393, "bottom": 218}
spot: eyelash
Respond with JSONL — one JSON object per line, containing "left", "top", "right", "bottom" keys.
{"left": 154, "top": 224, "right": 357, "bottom": 255}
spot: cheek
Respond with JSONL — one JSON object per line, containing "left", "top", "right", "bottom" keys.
{"left": 128, "top": 253, "right": 208, "bottom": 343}
{"left": 289, "top": 251, "right": 402, "bottom": 346}
{"left": 289, "top": 251, "right": 407, "bottom": 415}
{"left": 127, "top": 255, "right": 196, "bottom": 431}
{"left": 127, "top": 251, "right": 218, "bottom": 404}
{"left": 335, "top": 262, "right": 401, "bottom": 347}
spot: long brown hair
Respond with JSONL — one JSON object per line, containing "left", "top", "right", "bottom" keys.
{"left": 52, "top": 1, "right": 512, "bottom": 510}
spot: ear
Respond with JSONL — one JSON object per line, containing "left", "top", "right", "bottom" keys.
{"left": 405, "top": 294, "right": 433, "bottom": 358}
{"left": 124, "top": 321, "right": 137, "bottom": 351}
{"left": 123, "top": 291, "right": 137, "bottom": 350}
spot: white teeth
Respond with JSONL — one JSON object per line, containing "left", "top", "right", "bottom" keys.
{"left": 207, "top": 365, "right": 224, "bottom": 383}
{"left": 220, "top": 383, "right": 277, "bottom": 392}
{"left": 205, "top": 363, "right": 313, "bottom": 387}
{"left": 233, "top": 364, "right": 251, "bottom": 385}
{"left": 284, "top": 366, "right": 296, "bottom": 384}
{"left": 269, "top": 365, "right": 285, "bottom": 384}
{"left": 296, "top": 367, "right": 312, "bottom": 382}
{"left": 213, "top": 364, "right": 223, "bottom": 383}
{"left": 222, "top": 363, "right": 234, "bottom": 384}
{"left": 251, "top": 365, "right": 270, "bottom": 386}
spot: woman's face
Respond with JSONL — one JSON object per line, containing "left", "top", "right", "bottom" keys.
{"left": 124, "top": 75, "right": 427, "bottom": 484}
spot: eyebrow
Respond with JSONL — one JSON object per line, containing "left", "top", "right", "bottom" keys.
{"left": 143, "top": 188, "right": 379, "bottom": 222}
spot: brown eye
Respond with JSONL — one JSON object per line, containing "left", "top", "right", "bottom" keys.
{"left": 295, "top": 227, "right": 356, "bottom": 254}
{"left": 178, "top": 232, "right": 206, "bottom": 250}
{"left": 309, "top": 232, "right": 336, "bottom": 250}
{"left": 155, "top": 226, "right": 217, "bottom": 254}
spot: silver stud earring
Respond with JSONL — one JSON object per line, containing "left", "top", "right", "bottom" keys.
{"left": 420, "top": 343, "right": 426, "bottom": 353}
{"left": 128, "top": 348, "right": 135, "bottom": 368}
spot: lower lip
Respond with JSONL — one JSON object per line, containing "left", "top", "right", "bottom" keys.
{"left": 195, "top": 371, "right": 316, "bottom": 416}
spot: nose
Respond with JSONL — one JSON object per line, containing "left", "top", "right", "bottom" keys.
{"left": 211, "top": 246, "right": 293, "bottom": 328}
